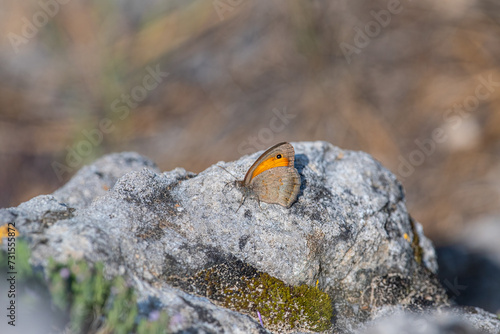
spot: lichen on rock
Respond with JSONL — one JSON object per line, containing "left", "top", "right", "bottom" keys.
{"left": 169, "top": 259, "right": 333, "bottom": 332}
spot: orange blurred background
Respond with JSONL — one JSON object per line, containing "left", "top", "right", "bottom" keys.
{"left": 1, "top": 0, "right": 499, "bottom": 244}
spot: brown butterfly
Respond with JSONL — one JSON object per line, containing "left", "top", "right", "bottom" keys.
{"left": 222, "top": 142, "right": 301, "bottom": 210}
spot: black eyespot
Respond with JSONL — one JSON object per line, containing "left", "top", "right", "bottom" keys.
{"left": 276, "top": 154, "right": 282, "bottom": 159}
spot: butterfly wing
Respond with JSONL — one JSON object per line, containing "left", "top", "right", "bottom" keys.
{"left": 250, "top": 167, "right": 300, "bottom": 208}
{"left": 243, "top": 142, "right": 296, "bottom": 185}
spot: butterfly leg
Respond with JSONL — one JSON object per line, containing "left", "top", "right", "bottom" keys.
{"left": 236, "top": 194, "right": 246, "bottom": 212}
{"left": 222, "top": 180, "right": 234, "bottom": 195}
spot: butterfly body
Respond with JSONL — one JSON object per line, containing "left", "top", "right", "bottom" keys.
{"left": 235, "top": 142, "right": 300, "bottom": 208}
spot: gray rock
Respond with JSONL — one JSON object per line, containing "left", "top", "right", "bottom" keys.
{"left": 359, "top": 305, "right": 500, "bottom": 334}
{"left": 53, "top": 152, "right": 160, "bottom": 209}
{"left": 2, "top": 141, "right": 498, "bottom": 333}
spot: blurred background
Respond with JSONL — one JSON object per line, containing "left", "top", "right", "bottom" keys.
{"left": 0, "top": 0, "right": 499, "bottom": 314}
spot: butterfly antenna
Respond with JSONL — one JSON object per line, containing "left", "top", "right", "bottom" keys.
{"left": 217, "top": 165, "right": 238, "bottom": 180}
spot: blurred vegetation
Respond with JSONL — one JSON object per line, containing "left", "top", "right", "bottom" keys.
{"left": 0, "top": 239, "right": 169, "bottom": 333}
{"left": 1, "top": 0, "right": 499, "bottom": 243}
{"left": 47, "top": 258, "right": 170, "bottom": 334}
{"left": 0, "top": 237, "right": 36, "bottom": 279}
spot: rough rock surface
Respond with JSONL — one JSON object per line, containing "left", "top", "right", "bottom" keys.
{"left": 358, "top": 305, "right": 500, "bottom": 334}
{"left": 1, "top": 142, "right": 499, "bottom": 333}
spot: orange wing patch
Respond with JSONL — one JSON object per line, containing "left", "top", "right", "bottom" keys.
{"left": 0, "top": 224, "right": 19, "bottom": 245}
{"left": 251, "top": 156, "right": 290, "bottom": 180}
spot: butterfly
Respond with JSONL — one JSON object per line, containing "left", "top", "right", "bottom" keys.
{"left": 221, "top": 142, "right": 301, "bottom": 210}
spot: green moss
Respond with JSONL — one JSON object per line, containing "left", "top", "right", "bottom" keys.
{"left": 409, "top": 216, "right": 423, "bottom": 265}
{"left": 174, "top": 261, "right": 333, "bottom": 332}
{"left": 226, "top": 272, "right": 332, "bottom": 332}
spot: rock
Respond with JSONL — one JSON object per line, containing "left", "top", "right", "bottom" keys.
{"left": 1, "top": 141, "right": 499, "bottom": 333}
{"left": 358, "top": 305, "right": 500, "bottom": 334}
{"left": 53, "top": 152, "right": 160, "bottom": 209}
